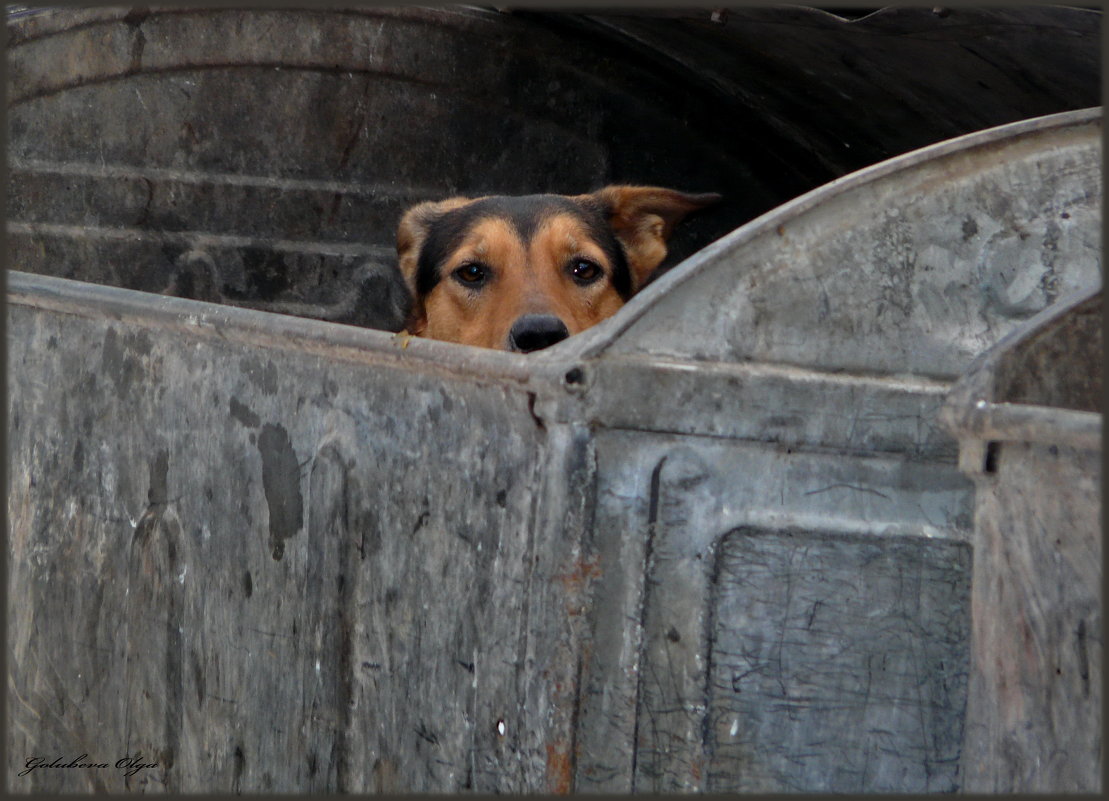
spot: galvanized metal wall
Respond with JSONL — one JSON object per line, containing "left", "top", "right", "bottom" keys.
{"left": 942, "top": 288, "right": 1102, "bottom": 792}
{"left": 575, "top": 431, "right": 972, "bottom": 792}
{"left": 571, "top": 111, "right": 1102, "bottom": 378}
{"left": 7, "top": 281, "right": 594, "bottom": 792}
{"left": 9, "top": 109, "right": 1100, "bottom": 793}
{"left": 553, "top": 108, "right": 1101, "bottom": 793}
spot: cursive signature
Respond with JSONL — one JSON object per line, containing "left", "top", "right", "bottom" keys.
{"left": 20, "top": 754, "right": 158, "bottom": 778}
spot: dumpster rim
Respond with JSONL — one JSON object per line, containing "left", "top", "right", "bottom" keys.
{"left": 938, "top": 284, "right": 1103, "bottom": 452}
{"left": 535, "top": 106, "right": 1104, "bottom": 364}
{"left": 5, "top": 269, "right": 540, "bottom": 385}
{"left": 8, "top": 107, "right": 1100, "bottom": 383}
{"left": 940, "top": 400, "right": 1101, "bottom": 452}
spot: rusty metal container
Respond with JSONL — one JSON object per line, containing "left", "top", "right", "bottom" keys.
{"left": 940, "top": 286, "right": 1102, "bottom": 793}
{"left": 556, "top": 107, "right": 1101, "bottom": 794}
{"left": 6, "top": 5, "right": 1103, "bottom": 795}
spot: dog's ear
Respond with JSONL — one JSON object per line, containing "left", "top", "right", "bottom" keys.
{"left": 396, "top": 197, "right": 472, "bottom": 335}
{"left": 396, "top": 197, "right": 473, "bottom": 290}
{"left": 583, "top": 186, "right": 721, "bottom": 290}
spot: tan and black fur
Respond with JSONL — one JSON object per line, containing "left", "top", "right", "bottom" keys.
{"left": 396, "top": 185, "right": 720, "bottom": 351}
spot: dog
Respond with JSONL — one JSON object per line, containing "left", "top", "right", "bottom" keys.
{"left": 395, "top": 185, "right": 720, "bottom": 351}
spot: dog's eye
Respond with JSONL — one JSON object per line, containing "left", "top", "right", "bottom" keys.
{"left": 453, "top": 262, "right": 488, "bottom": 286}
{"left": 570, "top": 259, "right": 603, "bottom": 285}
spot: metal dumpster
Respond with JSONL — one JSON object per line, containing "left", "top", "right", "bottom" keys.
{"left": 7, "top": 5, "right": 1101, "bottom": 327}
{"left": 941, "top": 286, "right": 1102, "bottom": 793}
{"left": 8, "top": 101, "right": 1101, "bottom": 794}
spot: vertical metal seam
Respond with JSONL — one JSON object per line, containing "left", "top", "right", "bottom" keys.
{"left": 629, "top": 454, "right": 667, "bottom": 792}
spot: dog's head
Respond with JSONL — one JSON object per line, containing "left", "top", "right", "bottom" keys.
{"left": 396, "top": 185, "right": 720, "bottom": 351}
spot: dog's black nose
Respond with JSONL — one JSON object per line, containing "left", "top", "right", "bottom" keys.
{"left": 508, "top": 315, "right": 570, "bottom": 353}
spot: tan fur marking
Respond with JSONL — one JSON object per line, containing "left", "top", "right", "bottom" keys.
{"left": 395, "top": 195, "right": 475, "bottom": 336}
{"left": 416, "top": 213, "right": 625, "bottom": 349}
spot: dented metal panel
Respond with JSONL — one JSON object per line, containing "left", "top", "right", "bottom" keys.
{"left": 574, "top": 432, "right": 973, "bottom": 793}
{"left": 558, "top": 109, "right": 1101, "bottom": 794}
{"left": 561, "top": 108, "right": 1102, "bottom": 378}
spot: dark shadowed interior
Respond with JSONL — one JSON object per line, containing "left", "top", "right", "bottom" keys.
{"left": 7, "top": 5, "right": 1101, "bottom": 331}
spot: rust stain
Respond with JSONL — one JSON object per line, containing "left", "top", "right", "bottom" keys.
{"left": 545, "top": 741, "right": 573, "bottom": 794}
{"left": 690, "top": 754, "right": 703, "bottom": 784}
{"left": 552, "top": 554, "right": 602, "bottom": 594}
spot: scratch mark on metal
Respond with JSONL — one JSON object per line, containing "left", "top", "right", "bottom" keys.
{"left": 804, "top": 483, "right": 891, "bottom": 500}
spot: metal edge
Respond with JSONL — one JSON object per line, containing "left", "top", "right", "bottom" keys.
{"left": 8, "top": 106, "right": 1101, "bottom": 391}
{"left": 941, "top": 401, "right": 1102, "bottom": 452}
{"left": 6, "top": 269, "right": 538, "bottom": 385}
{"left": 938, "top": 284, "right": 1103, "bottom": 452}
{"left": 940, "top": 284, "right": 1103, "bottom": 415}
{"left": 538, "top": 106, "right": 1103, "bottom": 365}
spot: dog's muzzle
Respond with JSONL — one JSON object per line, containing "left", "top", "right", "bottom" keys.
{"left": 508, "top": 314, "right": 570, "bottom": 353}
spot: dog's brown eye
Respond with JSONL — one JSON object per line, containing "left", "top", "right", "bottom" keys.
{"left": 570, "top": 259, "right": 603, "bottom": 285}
{"left": 454, "top": 262, "right": 488, "bottom": 286}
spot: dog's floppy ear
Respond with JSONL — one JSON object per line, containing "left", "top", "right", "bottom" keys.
{"left": 396, "top": 197, "right": 472, "bottom": 335}
{"left": 395, "top": 196, "right": 473, "bottom": 292}
{"left": 583, "top": 186, "right": 721, "bottom": 290}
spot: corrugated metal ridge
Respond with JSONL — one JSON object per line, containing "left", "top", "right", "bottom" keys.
{"left": 574, "top": 353, "right": 959, "bottom": 461}
{"left": 590, "top": 351, "right": 953, "bottom": 395}
{"left": 8, "top": 157, "right": 442, "bottom": 199}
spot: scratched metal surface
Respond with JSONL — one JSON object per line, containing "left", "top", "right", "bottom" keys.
{"left": 941, "top": 289, "right": 1102, "bottom": 792}
{"left": 575, "top": 433, "right": 972, "bottom": 793}
{"left": 707, "top": 529, "right": 970, "bottom": 792}
{"left": 5, "top": 19, "right": 1104, "bottom": 796}
{"left": 6, "top": 282, "right": 596, "bottom": 793}
{"left": 958, "top": 441, "right": 1101, "bottom": 793}
{"left": 562, "top": 109, "right": 1101, "bottom": 793}
{"left": 562, "top": 109, "right": 1102, "bottom": 379}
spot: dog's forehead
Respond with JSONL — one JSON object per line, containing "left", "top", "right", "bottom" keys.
{"left": 415, "top": 192, "right": 632, "bottom": 299}
{"left": 448, "top": 194, "right": 602, "bottom": 241}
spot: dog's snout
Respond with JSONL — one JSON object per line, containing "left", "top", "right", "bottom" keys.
{"left": 508, "top": 315, "right": 570, "bottom": 353}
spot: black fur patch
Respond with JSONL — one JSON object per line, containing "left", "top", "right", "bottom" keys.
{"left": 414, "top": 195, "right": 632, "bottom": 299}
